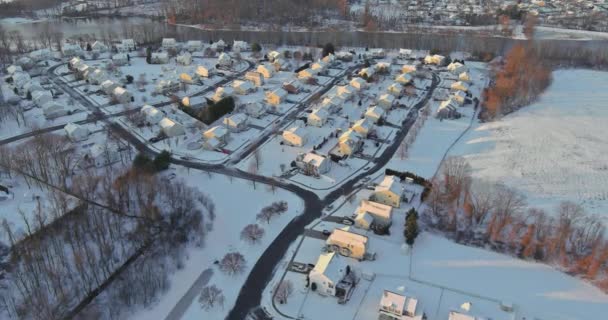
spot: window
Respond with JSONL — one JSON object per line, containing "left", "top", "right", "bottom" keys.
{"left": 328, "top": 283, "right": 334, "bottom": 289}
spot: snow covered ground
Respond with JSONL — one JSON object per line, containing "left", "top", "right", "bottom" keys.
{"left": 450, "top": 69, "right": 608, "bottom": 223}
{"left": 128, "top": 166, "right": 304, "bottom": 320}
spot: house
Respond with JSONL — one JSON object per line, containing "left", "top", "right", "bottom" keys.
{"left": 64, "top": 123, "right": 89, "bottom": 142}
{"left": 180, "top": 73, "right": 193, "bottom": 84}
{"left": 16, "top": 57, "right": 34, "bottom": 69}
{"left": 75, "top": 64, "right": 91, "bottom": 79}
{"left": 151, "top": 52, "right": 169, "bottom": 64}
{"left": 355, "top": 200, "right": 393, "bottom": 230}
{"left": 359, "top": 67, "right": 375, "bottom": 79}
{"left": 388, "top": 83, "right": 404, "bottom": 97}
{"left": 232, "top": 40, "right": 249, "bottom": 52}
{"left": 202, "top": 137, "right": 222, "bottom": 150}
{"left": 91, "top": 41, "right": 108, "bottom": 53}
{"left": 43, "top": 102, "right": 67, "bottom": 119}
{"left": 257, "top": 63, "right": 275, "bottom": 79}
{"left": 424, "top": 54, "right": 445, "bottom": 65}
{"left": 6, "top": 65, "right": 22, "bottom": 75}
{"left": 222, "top": 113, "right": 248, "bottom": 132}
{"left": 375, "top": 62, "right": 391, "bottom": 73}
{"left": 352, "top": 118, "right": 373, "bottom": 137}
{"left": 401, "top": 64, "right": 417, "bottom": 74}
{"left": 22, "top": 81, "right": 43, "bottom": 96}
{"left": 213, "top": 86, "right": 234, "bottom": 102}
{"left": 365, "top": 105, "right": 386, "bottom": 124}
{"left": 267, "top": 50, "right": 282, "bottom": 62}
{"left": 331, "top": 85, "right": 355, "bottom": 100}
{"left": 196, "top": 66, "right": 210, "bottom": 78}
{"left": 373, "top": 175, "right": 402, "bottom": 208}
{"left": 371, "top": 48, "right": 386, "bottom": 58}
{"left": 458, "top": 72, "right": 471, "bottom": 83}
{"left": 245, "top": 71, "right": 264, "bottom": 87}
{"left": 308, "top": 108, "right": 329, "bottom": 127}
{"left": 12, "top": 72, "right": 31, "bottom": 91}
{"left": 448, "top": 311, "right": 479, "bottom": 320}
{"left": 395, "top": 73, "right": 413, "bottom": 85}
{"left": 437, "top": 99, "right": 459, "bottom": 119}
{"left": 203, "top": 126, "right": 230, "bottom": 144}
{"left": 335, "top": 51, "right": 353, "bottom": 61}
{"left": 378, "top": 290, "right": 425, "bottom": 320}
{"left": 297, "top": 152, "right": 331, "bottom": 176}
{"left": 399, "top": 48, "right": 413, "bottom": 59}
{"left": 243, "top": 102, "right": 266, "bottom": 118}
{"left": 101, "top": 80, "right": 119, "bottom": 95}
{"left": 272, "top": 58, "right": 287, "bottom": 71}
{"left": 69, "top": 57, "right": 84, "bottom": 70}
{"left": 161, "top": 38, "right": 177, "bottom": 50}
{"left": 450, "top": 81, "right": 469, "bottom": 92}
{"left": 297, "top": 68, "right": 314, "bottom": 80}
{"left": 350, "top": 77, "right": 367, "bottom": 90}
{"left": 282, "top": 79, "right": 302, "bottom": 94}
{"left": 447, "top": 62, "right": 468, "bottom": 75}
{"left": 155, "top": 79, "right": 180, "bottom": 94}
{"left": 451, "top": 91, "right": 467, "bottom": 105}
{"left": 282, "top": 126, "right": 308, "bottom": 147}
{"left": 87, "top": 69, "right": 107, "bottom": 85}
{"left": 232, "top": 80, "right": 255, "bottom": 95}
{"left": 321, "top": 53, "right": 336, "bottom": 65}
{"left": 311, "top": 61, "right": 327, "bottom": 75}
{"left": 186, "top": 40, "right": 203, "bottom": 52}
{"left": 339, "top": 129, "right": 363, "bottom": 156}
{"left": 309, "top": 252, "right": 350, "bottom": 297}
{"left": 320, "top": 95, "right": 344, "bottom": 113}
{"left": 159, "top": 117, "right": 185, "bottom": 137}
{"left": 266, "top": 88, "right": 288, "bottom": 106}
{"left": 210, "top": 39, "right": 226, "bottom": 52}
{"left": 176, "top": 52, "right": 192, "bottom": 65}
{"left": 32, "top": 90, "right": 53, "bottom": 107}
{"left": 141, "top": 105, "right": 164, "bottom": 124}
{"left": 377, "top": 94, "right": 395, "bottom": 110}
{"left": 29, "top": 48, "right": 52, "bottom": 61}
{"left": 62, "top": 43, "right": 82, "bottom": 57}
{"left": 121, "top": 39, "right": 136, "bottom": 51}
{"left": 217, "top": 52, "right": 232, "bottom": 67}
{"left": 326, "top": 227, "right": 371, "bottom": 260}
{"left": 113, "top": 87, "right": 133, "bottom": 104}
{"left": 88, "top": 144, "right": 120, "bottom": 168}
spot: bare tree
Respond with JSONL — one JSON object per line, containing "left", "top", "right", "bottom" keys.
{"left": 219, "top": 252, "right": 246, "bottom": 276}
{"left": 240, "top": 224, "right": 265, "bottom": 244}
{"left": 273, "top": 279, "right": 294, "bottom": 304}
{"left": 199, "top": 285, "right": 225, "bottom": 310}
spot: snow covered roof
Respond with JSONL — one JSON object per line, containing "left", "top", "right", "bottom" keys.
{"left": 302, "top": 153, "right": 328, "bottom": 168}
{"left": 159, "top": 117, "right": 179, "bottom": 129}
{"left": 232, "top": 79, "right": 253, "bottom": 91}
{"left": 309, "top": 108, "right": 329, "bottom": 121}
{"left": 162, "top": 38, "right": 176, "bottom": 45}
{"left": 448, "top": 311, "right": 478, "bottom": 320}
{"left": 388, "top": 83, "right": 404, "bottom": 92}
{"left": 64, "top": 123, "right": 83, "bottom": 135}
{"left": 439, "top": 98, "right": 459, "bottom": 111}
{"left": 6, "top": 65, "right": 22, "bottom": 74}
{"left": 268, "top": 88, "right": 288, "bottom": 98}
{"left": 204, "top": 126, "right": 229, "bottom": 139}
{"left": 284, "top": 126, "right": 307, "bottom": 138}
{"left": 356, "top": 200, "right": 392, "bottom": 220}
{"left": 380, "top": 290, "right": 419, "bottom": 318}
{"left": 366, "top": 106, "right": 385, "bottom": 118}
{"left": 396, "top": 73, "right": 413, "bottom": 84}
{"left": 339, "top": 129, "right": 362, "bottom": 143}
{"left": 224, "top": 113, "right": 248, "bottom": 126}
{"left": 353, "top": 118, "right": 373, "bottom": 131}
{"left": 375, "top": 175, "right": 402, "bottom": 196}
{"left": 379, "top": 94, "right": 395, "bottom": 103}
{"left": 350, "top": 77, "right": 366, "bottom": 87}
{"left": 327, "top": 227, "right": 368, "bottom": 247}
{"left": 311, "top": 252, "right": 346, "bottom": 283}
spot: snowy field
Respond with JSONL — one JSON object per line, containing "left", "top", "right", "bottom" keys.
{"left": 128, "top": 166, "right": 304, "bottom": 320}
{"left": 450, "top": 69, "right": 608, "bottom": 223}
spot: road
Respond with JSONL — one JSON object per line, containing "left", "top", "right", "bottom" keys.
{"left": 164, "top": 269, "right": 214, "bottom": 320}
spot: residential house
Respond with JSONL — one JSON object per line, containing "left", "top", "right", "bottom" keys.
{"left": 245, "top": 71, "right": 264, "bottom": 87}
{"left": 267, "top": 50, "right": 282, "bottom": 62}
{"left": 321, "top": 53, "right": 336, "bottom": 65}
{"left": 359, "top": 67, "right": 375, "bottom": 79}
{"left": 43, "top": 102, "right": 67, "bottom": 119}
{"left": 113, "top": 87, "right": 133, "bottom": 104}
{"left": 378, "top": 290, "right": 425, "bottom": 320}
{"left": 297, "top": 152, "right": 331, "bottom": 176}
{"left": 22, "top": 81, "right": 43, "bottom": 96}
{"left": 64, "top": 123, "right": 89, "bottom": 142}
{"left": 213, "top": 86, "right": 234, "bottom": 102}
{"left": 450, "top": 81, "right": 469, "bottom": 92}
{"left": 217, "top": 52, "right": 232, "bottom": 67}
{"left": 320, "top": 95, "right": 344, "bottom": 113}
{"left": 121, "top": 39, "right": 136, "bottom": 51}
{"left": 232, "top": 40, "right": 249, "bottom": 52}
{"left": 458, "top": 72, "right": 471, "bottom": 83}
{"left": 232, "top": 80, "right": 255, "bottom": 95}
{"left": 257, "top": 63, "right": 275, "bottom": 79}
{"left": 196, "top": 66, "right": 210, "bottom": 78}
{"left": 355, "top": 200, "right": 393, "bottom": 230}
{"left": 282, "top": 79, "right": 302, "bottom": 94}
{"left": 311, "top": 61, "right": 327, "bottom": 75}
{"left": 155, "top": 79, "right": 180, "bottom": 94}
{"left": 326, "top": 227, "right": 371, "bottom": 260}
{"left": 424, "top": 54, "right": 445, "bottom": 65}
{"left": 375, "top": 62, "right": 391, "bottom": 73}
{"left": 338, "top": 129, "right": 363, "bottom": 156}
{"left": 222, "top": 113, "right": 248, "bottom": 132}
{"left": 388, "top": 83, "right": 404, "bottom": 97}
{"left": 32, "top": 90, "right": 53, "bottom": 107}
{"left": 177, "top": 52, "right": 192, "bottom": 65}
{"left": 161, "top": 38, "right": 177, "bottom": 50}
{"left": 141, "top": 105, "right": 164, "bottom": 124}
{"left": 451, "top": 91, "right": 467, "bottom": 105}
{"left": 447, "top": 62, "right": 468, "bottom": 75}
{"left": 87, "top": 69, "right": 107, "bottom": 85}
{"left": 159, "top": 117, "right": 185, "bottom": 137}
{"left": 309, "top": 252, "right": 350, "bottom": 297}
{"left": 6, "top": 65, "right": 22, "bottom": 75}
{"left": 308, "top": 108, "right": 329, "bottom": 127}
{"left": 88, "top": 144, "right": 120, "bottom": 168}
{"left": 335, "top": 51, "right": 354, "bottom": 61}
{"left": 371, "top": 48, "right": 386, "bottom": 58}
{"left": 101, "top": 80, "right": 119, "bottom": 95}
{"left": 69, "top": 57, "right": 84, "bottom": 70}
{"left": 29, "top": 48, "right": 52, "bottom": 61}
{"left": 395, "top": 73, "right": 413, "bottom": 85}
{"left": 202, "top": 137, "right": 222, "bottom": 150}
{"left": 436, "top": 99, "right": 459, "bottom": 119}
{"left": 203, "top": 126, "right": 230, "bottom": 144}
{"left": 91, "top": 41, "right": 108, "bottom": 53}
{"left": 62, "top": 43, "right": 82, "bottom": 57}
{"left": 401, "top": 64, "right": 417, "bottom": 74}
{"left": 399, "top": 48, "right": 413, "bottom": 59}
{"left": 377, "top": 94, "right": 395, "bottom": 110}
{"left": 12, "top": 72, "right": 31, "bottom": 91}
{"left": 265, "top": 88, "right": 288, "bottom": 106}
{"left": 180, "top": 73, "right": 193, "bottom": 84}
{"left": 75, "top": 64, "right": 91, "bottom": 79}
{"left": 186, "top": 40, "right": 203, "bottom": 52}
{"left": 151, "top": 52, "right": 169, "bottom": 64}
{"left": 243, "top": 102, "right": 266, "bottom": 118}
{"left": 282, "top": 126, "right": 308, "bottom": 147}
{"left": 352, "top": 118, "right": 373, "bottom": 137}
{"left": 372, "top": 175, "right": 402, "bottom": 208}
{"left": 297, "top": 68, "right": 314, "bottom": 80}
{"left": 350, "top": 77, "right": 367, "bottom": 91}
{"left": 210, "top": 39, "right": 226, "bottom": 52}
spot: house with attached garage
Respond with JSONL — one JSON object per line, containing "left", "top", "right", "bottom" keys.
{"left": 243, "top": 102, "right": 266, "bottom": 118}
{"left": 217, "top": 52, "right": 232, "bottom": 67}
{"left": 267, "top": 50, "right": 282, "bottom": 62}
{"left": 43, "top": 102, "right": 67, "bottom": 119}
{"left": 176, "top": 52, "right": 193, "bottom": 66}
{"left": 436, "top": 98, "right": 459, "bottom": 119}
{"left": 161, "top": 38, "right": 177, "bottom": 50}
{"left": 282, "top": 126, "right": 308, "bottom": 147}
{"left": 450, "top": 81, "right": 469, "bottom": 92}
{"left": 311, "top": 61, "right": 328, "bottom": 75}
{"left": 322, "top": 53, "right": 336, "bottom": 65}
{"left": 245, "top": 72, "right": 264, "bottom": 87}
{"left": 204, "top": 126, "right": 230, "bottom": 144}
{"left": 101, "top": 80, "right": 119, "bottom": 95}
{"left": 399, "top": 48, "right": 413, "bottom": 59}
{"left": 222, "top": 113, "right": 248, "bottom": 132}
{"left": 388, "top": 83, "right": 404, "bottom": 97}
{"left": 64, "top": 123, "right": 89, "bottom": 142}
{"left": 338, "top": 129, "right": 363, "bottom": 156}
{"left": 375, "top": 62, "right": 391, "bottom": 74}
{"left": 159, "top": 118, "right": 185, "bottom": 137}
{"left": 424, "top": 54, "right": 445, "bottom": 65}
{"left": 350, "top": 77, "right": 367, "bottom": 91}
{"left": 113, "top": 87, "right": 133, "bottom": 104}
{"left": 232, "top": 80, "right": 255, "bottom": 95}
{"left": 266, "top": 88, "right": 288, "bottom": 106}
{"left": 372, "top": 175, "right": 403, "bottom": 208}
{"left": 257, "top": 63, "right": 275, "bottom": 79}
{"left": 401, "top": 64, "right": 417, "bottom": 74}
{"left": 155, "top": 79, "right": 180, "bottom": 95}
{"left": 396, "top": 73, "right": 413, "bottom": 85}
{"left": 232, "top": 40, "right": 249, "bottom": 52}
{"left": 359, "top": 67, "right": 375, "bottom": 79}
{"left": 326, "top": 227, "right": 374, "bottom": 261}
{"left": 309, "top": 252, "right": 352, "bottom": 298}
{"left": 186, "top": 40, "right": 203, "bottom": 52}
{"left": 141, "top": 105, "right": 164, "bottom": 124}
{"left": 308, "top": 108, "right": 329, "bottom": 127}
{"left": 320, "top": 95, "right": 344, "bottom": 114}
{"left": 87, "top": 69, "right": 107, "bottom": 85}
{"left": 458, "top": 72, "right": 471, "bottom": 83}
{"left": 451, "top": 90, "right": 467, "bottom": 105}
{"left": 196, "top": 66, "right": 210, "bottom": 78}
{"left": 32, "top": 90, "right": 53, "bottom": 108}
{"left": 335, "top": 51, "right": 353, "bottom": 61}
{"left": 351, "top": 118, "right": 373, "bottom": 138}
{"left": 297, "top": 68, "right": 314, "bottom": 80}
{"left": 213, "top": 86, "right": 234, "bottom": 102}
{"left": 87, "top": 144, "right": 120, "bottom": 168}
{"left": 378, "top": 290, "right": 426, "bottom": 320}
{"left": 377, "top": 94, "right": 396, "bottom": 110}
{"left": 296, "top": 152, "right": 331, "bottom": 176}
{"left": 447, "top": 62, "right": 468, "bottom": 75}
{"left": 354, "top": 200, "right": 393, "bottom": 230}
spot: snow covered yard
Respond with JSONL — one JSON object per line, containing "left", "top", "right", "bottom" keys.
{"left": 128, "top": 166, "right": 304, "bottom": 320}
{"left": 450, "top": 69, "right": 608, "bottom": 222}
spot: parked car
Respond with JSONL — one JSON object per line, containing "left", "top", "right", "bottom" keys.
{"left": 341, "top": 217, "right": 355, "bottom": 226}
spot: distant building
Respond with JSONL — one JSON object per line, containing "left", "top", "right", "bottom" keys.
{"left": 159, "top": 117, "right": 185, "bottom": 137}
{"left": 351, "top": 118, "right": 373, "bottom": 137}
{"left": 265, "top": 88, "right": 288, "bottom": 106}
{"left": 424, "top": 54, "right": 445, "bottom": 65}
{"left": 186, "top": 40, "right": 203, "bottom": 52}
{"left": 447, "top": 62, "right": 468, "bottom": 75}
{"left": 217, "top": 52, "right": 232, "bottom": 67}
{"left": 177, "top": 52, "right": 193, "bottom": 66}
{"left": 308, "top": 108, "right": 329, "bottom": 127}
{"left": 373, "top": 175, "right": 402, "bottom": 208}
{"left": 120, "top": 39, "right": 136, "bottom": 51}
{"left": 282, "top": 126, "right": 308, "bottom": 147}
{"left": 401, "top": 64, "right": 417, "bottom": 74}
{"left": 222, "top": 113, "right": 248, "bottom": 132}
{"left": 141, "top": 105, "right": 164, "bottom": 124}
{"left": 378, "top": 290, "right": 425, "bottom": 320}
{"left": 161, "top": 38, "right": 177, "bottom": 50}
{"left": 64, "top": 123, "right": 89, "bottom": 142}
{"left": 151, "top": 52, "right": 169, "bottom": 64}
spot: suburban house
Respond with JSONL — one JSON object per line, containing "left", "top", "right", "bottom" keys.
{"left": 447, "top": 62, "right": 468, "bottom": 75}
{"left": 243, "top": 102, "right": 266, "bottom": 118}
{"left": 378, "top": 290, "right": 425, "bottom": 320}
{"left": 450, "top": 81, "right": 470, "bottom": 92}
{"left": 12, "top": 72, "right": 31, "bottom": 91}
{"left": 459, "top": 72, "right": 471, "bottom": 83}
{"left": 91, "top": 41, "right": 108, "bottom": 53}
{"left": 180, "top": 73, "right": 193, "bottom": 84}
{"left": 401, "top": 64, "right": 417, "bottom": 74}
{"left": 213, "top": 86, "right": 234, "bottom": 102}
{"left": 202, "top": 137, "right": 222, "bottom": 150}
{"left": 335, "top": 51, "right": 353, "bottom": 61}
{"left": 120, "top": 39, "right": 136, "bottom": 51}
{"left": 359, "top": 67, "right": 375, "bottom": 79}
{"left": 375, "top": 62, "right": 391, "bottom": 73}
{"left": 62, "top": 43, "right": 82, "bottom": 57}
{"left": 186, "top": 40, "right": 203, "bottom": 52}
{"left": 68, "top": 57, "right": 84, "bottom": 70}
{"left": 75, "top": 64, "right": 90, "bottom": 79}
{"left": 311, "top": 61, "right": 328, "bottom": 75}
{"left": 370, "top": 48, "right": 386, "bottom": 58}
{"left": 283, "top": 79, "right": 303, "bottom": 94}
{"left": 232, "top": 80, "right": 255, "bottom": 95}
{"left": 16, "top": 57, "right": 34, "bottom": 69}
{"left": 354, "top": 200, "right": 393, "bottom": 230}
{"left": 29, "top": 48, "right": 52, "bottom": 61}
{"left": 266, "top": 88, "right": 288, "bottom": 106}
{"left": 399, "top": 48, "right": 413, "bottom": 59}
{"left": 351, "top": 118, "right": 373, "bottom": 138}
{"left": 159, "top": 118, "right": 185, "bottom": 137}
{"left": 203, "top": 126, "right": 230, "bottom": 144}
{"left": 22, "top": 81, "right": 43, "bottom": 96}
{"left": 322, "top": 53, "right": 336, "bottom": 65}
{"left": 377, "top": 94, "right": 396, "bottom": 110}
{"left": 282, "top": 126, "right": 308, "bottom": 147}
{"left": 64, "top": 123, "right": 89, "bottom": 142}
{"left": 350, "top": 77, "right": 367, "bottom": 91}
{"left": 32, "top": 90, "right": 53, "bottom": 108}
{"left": 448, "top": 311, "right": 480, "bottom": 320}
{"left": 320, "top": 95, "right": 344, "bottom": 113}
{"left": 176, "top": 52, "right": 193, "bottom": 65}
{"left": 222, "top": 113, "right": 248, "bottom": 132}
{"left": 161, "top": 38, "right": 177, "bottom": 50}
{"left": 87, "top": 69, "right": 107, "bottom": 85}
{"left": 308, "top": 108, "right": 330, "bottom": 127}
{"left": 338, "top": 129, "right": 363, "bottom": 156}
{"left": 309, "top": 252, "right": 351, "bottom": 297}
{"left": 141, "top": 105, "right": 164, "bottom": 124}
{"left": 151, "top": 52, "right": 169, "bottom": 64}
{"left": 436, "top": 99, "right": 459, "bottom": 119}
{"left": 210, "top": 39, "right": 226, "bottom": 51}
{"left": 326, "top": 227, "right": 373, "bottom": 260}
{"left": 451, "top": 91, "right": 467, "bottom": 105}
{"left": 272, "top": 58, "right": 287, "bottom": 71}
{"left": 232, "top": 40, "right": 249, "bottom": 52}
{"left": 388, "top": 83, "right": 404, "bottom": 97}
{"left": 296, "top": 152, "right": 331, "bottom": 176}
{"left": 196, "top": 66, "right": 210, "bottom": 78}
{"left": 6, "top": 65, "right": 22, "bottom": 75}
{"left": 113, "top": 87, "right": 133, "bottom": 104}
{"left": 245, "top": 71, "right": 264, "bottom": 87}
{"left": 217, "top": 52, "right": 232, "bottom": 67}
{"left": 87, "top": 144, "right": 120, "bottom": 168}
{"left": 155, "top": 79, "right": 180, "bottom": 95}
{"left": 297, "top": 68, "right": 314, "bottom": 80}
{"left": 101, "top": 80, "right": 119, "bottom": 95}
{"left": 372, "top": 175, "right": 403, "bottom": 208}
{"left": 257, "top": 64, "right": 275, "bottom": 79}
{"left": 396, "top": 73, "right": 413, "bottom": 85}
{"left": 267, "top": 50, "right": 282, "bottom": 62}
{"left": 424, "top": 54, "right": 445, "bottom": 65}
{"left": 365, "top": 106, "right": 385, "bottom": 123}
{"left": 336, "top": 85, "right": 356, "bottom": 100}
{"left": 43, "top": 102, "right": 67, "bottom": 119}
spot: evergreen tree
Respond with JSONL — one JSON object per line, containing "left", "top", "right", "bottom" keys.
{"left": 404, "top": 208, "right": 419, "bottom": 246}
